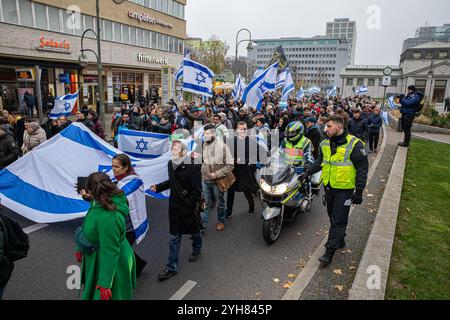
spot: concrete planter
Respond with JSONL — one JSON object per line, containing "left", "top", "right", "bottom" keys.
{"left": 388, "top": 114, "right": 450, "bottom": 135}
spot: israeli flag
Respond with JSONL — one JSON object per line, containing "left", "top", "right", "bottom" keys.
{"left": 280, "top": 70, "right": 295, "bottom": 102}
{"left": 252, "top": 66, "right": 265, "bottom": 81}
{"left": 232, "top": 74, "right": 246, "bottom": 100}
{"left": 173, "top": 52, "right": 190, "bottom": 82}
{"left": 296, "top": 87, "right": 305, "bottom": 99}
{"left": 0, "top": 123, "right": 170, "bottom": 224}
{"left": 183, "top": 58, "right": 215, "bottom": 98}
{"left": 382, "top": 111, "right": 389, "bottom": 125}
{"left": 48, "top": 91, "right": 79, "bottom": 119}
{"left": 310, "top": 86, "right": 321, "bottom": 94}
{"left": 242, "top": 62, "right": 279, "bottom": 110}
{"left": 276, "top": 68, "right": 289, "bottom": 89}
{"left": 327, "top": 86, "right": 337, "bottom": 97}
{"left": 357, "top": 86, "right": 368, "bottom": 94}
{"left": 388, "top": 96, "right": 398, "bottom": 110}
{"left": 117, "top": 128, "right": 170, "bottom": 159}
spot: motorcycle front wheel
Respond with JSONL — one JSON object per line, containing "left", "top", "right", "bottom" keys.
{"left": 262, "top": 214, "right": 283, "bottom": 245}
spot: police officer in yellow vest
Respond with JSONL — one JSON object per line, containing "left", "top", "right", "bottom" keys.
{"left": 300, "top": 114, "right": 369, "bottom": 267}
{"left": 281, "top": 121, "right": 315, "bottom": 169}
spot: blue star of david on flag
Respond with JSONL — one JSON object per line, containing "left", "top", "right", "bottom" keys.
{"left": 195, "top": 72, "right": 206, "bottom": 85}
{"left": 136, "top": 138, "right": 149, "bottom": 153}
{"left": 64, "top": 102, "right": 71, "bottom": 112}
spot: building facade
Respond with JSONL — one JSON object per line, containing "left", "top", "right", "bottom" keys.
{"left": 402, "top": 24, "right": 450, "bottom": 53}
{"left": 247, "top": 36, "right": 350, "bottom": 91}
{"left": 340, "top": 42, "right": 450, "bottom": 111}
{"left": 326, "top": 18, "right": 357, "bottom": 65}
{"left": 340, "top": 65, "right": 403, "bottom": 98}
{"left": 0, "top": 0, "right": 186, "bottom": 115}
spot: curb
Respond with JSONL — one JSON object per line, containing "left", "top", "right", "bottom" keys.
{"left": 348, "top": 143, "right": 408, "bottom": 300}
{"left": 282, "top": 125, "right": 388, "bottom": 300}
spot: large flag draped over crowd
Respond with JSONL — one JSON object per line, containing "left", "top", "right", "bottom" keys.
{"left": 0, "top": 123, "right": 170, "bottom": 223}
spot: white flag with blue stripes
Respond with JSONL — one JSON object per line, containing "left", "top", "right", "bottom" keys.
{"left": 117, "top": 128, "right": 170, "bottom": 159}
{"left": 48, "top": 91, "right": 79, "bottom": 120}
{"left": 327, "top": 85, "right": 337, "bottom": 97}
{"left": 232, "top": 74, "right": 246, "bottom": 100}
{"left": 357, "top": 86, "right": 368, "bottom": 94}
{"left": 276, "top": 68, "right": 289, "bottom": 89}
{"left": 182, "top": 58, "right": 215, "bottom": 98}
{"left": 174, "top": 64, "right": 183, "bottom": 82}
{"left": 280, "top": 70, "right": 295, "bottom": 102}
{"left": 296, "top": 87, "right": 305, "bottom": 99}
{"left": 252, "top": 66, "right": 265, "bottom": 81}
{"left": 388, "top": 96, "right": 398, "bottom": 110}
{"left": 242, "top": 62, "right": 278, "bottom": 110}
{"left": 0, "top": 122, "right": 170, "bottom": 224}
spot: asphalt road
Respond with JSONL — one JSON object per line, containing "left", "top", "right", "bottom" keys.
{"left": 2, "top": 191, "right": 330, "bottom": 300}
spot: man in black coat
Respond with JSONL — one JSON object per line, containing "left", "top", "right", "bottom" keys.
{"left": 0, "top": 125, "right": 19, "bottom": 170}
{"left": 367, "top": 108, "right": 383, "bottom": 153}
{"left": 305, "top": 117, "right": 323, "bottom": 160}
{"left": 152, "top": 140, "right": 203, "bottom": 281}
{"left": 348, "top": 109, "right": 368, "bottom": 142}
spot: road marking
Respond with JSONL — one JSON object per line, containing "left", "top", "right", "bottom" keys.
{"left": 23, "top": 223, "right": 49, "bottom": 234}
{"left": 169, "top": 280, "right": 197, "bottom": 300}
{"left": 282, "top": 125, "right": 388, "bottom": 300}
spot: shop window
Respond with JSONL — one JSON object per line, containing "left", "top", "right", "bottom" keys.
{"left": 34, "top": 2, "right": 47, "bottom": 29}
{"left": 433, "top": 80, "right": 447, "bottom": 103}
{"left": 122, "top": 25, "right": 130, "bottom": 44}
{"left": 3, "top": 0, "right": 18, "bottom": 24}
{"left": 104, "top": 20, "right": 112, "bottom": 41}
{"left": 113, "top": 72, "right": 121, "bottom": 83}
{"left": 48, "top": 6, "right": 61, "bottom": 32}
{"left": 136, "top": 28, "right": 143, "bottom": 47}
{"left": 113, "top": 22, "right": 121, "bottom": 42}
{"left": 18, "top": 0, "right": 33, "bottom": 27}
{"left": 130, "top": 27, "right": 136, "bottom": 46}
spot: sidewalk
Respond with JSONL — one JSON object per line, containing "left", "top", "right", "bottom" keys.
{"left": 283, "top": 127, "right": 402, "bottom": 300}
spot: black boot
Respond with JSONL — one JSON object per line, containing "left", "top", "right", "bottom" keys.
{"left": 319, "top": 248, "right": 335, "bottom": 267}
{"left": 398, "top": 142, "right": 409, "bottom": 147}
{"left": 338, "top": 239, "right": 346, "bottom": 249}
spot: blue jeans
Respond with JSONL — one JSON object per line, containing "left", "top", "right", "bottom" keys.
{"left": 201, "top": 181, "right": 226, "bottom": 227}
{"left": 167, "top": 234, "right": 202, "bottom": 272}
{"left": 27, "top": 106, "right": 34, "bottom": 118}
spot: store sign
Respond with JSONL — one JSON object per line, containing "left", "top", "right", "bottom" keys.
{"left": 16, "top": 69, "right": 34, "bottom": 81}
{"left": 59, "top": 74, "right": 70, "bottom": 84}
{"left": 128, "top": 10, "right": 173, "bottom": 29}
{"left": 37, "top": 36, "right": 71, "bottom": 54}
{"left": 137, "top": 53, "right": 169, "bottom": 65}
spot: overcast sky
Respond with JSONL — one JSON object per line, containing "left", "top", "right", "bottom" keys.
{"left": 186, "top": 0, "right": 450, "bottom": 66}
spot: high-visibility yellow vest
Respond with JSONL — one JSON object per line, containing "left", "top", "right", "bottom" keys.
{"left": 284, "top": 136, "right": 311, "bottom": 165}
{"left": 320, "top": 134, "right": 360, "bottom": 190}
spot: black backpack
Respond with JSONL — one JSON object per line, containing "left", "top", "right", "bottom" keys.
{"left": 1, "top": 214, "right": 30, "bottom": 262}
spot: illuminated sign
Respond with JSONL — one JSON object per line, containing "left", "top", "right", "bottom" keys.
{"left": 16, "top": 69, "right": 34, "bottom": 81}
{"left": 137, "top": 53, "right": 169, "bottom": 65}
{"left": 128, "top": 11, "right": 173, "bottom": 29}
{"left": 37, "top": 36, "right": 71, "bottom": 54}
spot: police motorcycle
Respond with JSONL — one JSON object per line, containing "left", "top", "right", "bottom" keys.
{"left": 257, "top": 150, "right": 322, "bottom": 244}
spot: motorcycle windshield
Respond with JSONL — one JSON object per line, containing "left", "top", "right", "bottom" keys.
{"left": 261, "top": 150, "right": 294, "bottom": 185}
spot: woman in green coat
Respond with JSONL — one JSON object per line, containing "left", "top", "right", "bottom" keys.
{"left": 75, "top": 172, "right": 136, "bottom": 300}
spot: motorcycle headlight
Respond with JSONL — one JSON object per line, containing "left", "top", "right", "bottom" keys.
{"left": 259, "top": 179, "right": 289, "bottom": 195}
{"left": 274, "top": 183, "right": 289, "bottom": 195}
{"left": 259, "top": 178, "right": 271, "bottom": 193}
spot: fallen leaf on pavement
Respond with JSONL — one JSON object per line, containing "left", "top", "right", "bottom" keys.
{"left": 316, "top": 232, "right": 322, "bottom": 236}
{"left": 297, "top": 233, "right": 302, "bottom": 236}
{"left": 288, "top": 274, "right": 297, "bottom": 279}
{"left": 347, "top": 249, "right": 352, "bottom": 254}
{"left": 282, "top": 281, "right": 294, "bottom": 289}
{"left": 297, "top": 259, "right": 306, "bottom": 269}
{"left": 367, "top": 194, "right": 375, "bottom": 197}
{"left": 333, "top": 269, "right": 343, "bottom": 276}
{"left": 335, "top": 285, "right": 344, "bottom": 292}
{"left": 273, "top": 278, "right": 280, "bottom": 283}
{"left": 349, "top": 266, "right": 357, "bottom": 271}
{"left": 341, "top": 250, "right": 348, "bottom": 254}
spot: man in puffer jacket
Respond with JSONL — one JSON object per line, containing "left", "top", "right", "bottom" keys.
{"left": 398, "top": 86, "right": 424, "bottom": 147}
{"left": 0, "top": 125, "right": 19, "bottom": 169}
{"left": 21, "top": 122, "right": 47, "bottom": 155}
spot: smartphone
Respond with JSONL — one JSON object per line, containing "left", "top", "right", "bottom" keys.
{"left": 77, "top": 177, "right": 88, "bottom": 193}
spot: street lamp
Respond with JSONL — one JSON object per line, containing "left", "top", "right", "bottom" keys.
{"left": 235, "top": 28, "right": 253, "bottom": 82}
{"left": 78, "top": 0, "right": 125, "bottom": 137}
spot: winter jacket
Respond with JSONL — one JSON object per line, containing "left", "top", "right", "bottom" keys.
{"left": 78, "top": 194, "right": 136, "bottom": 300}
{"left": 0, "top": 130, "right": 19, "bottom": 169}
{"left": 201, "top": 138, "right": 234, "bottom": 183}
{"left": 92, "top": 118, "right": 105, "bottom": 139}
{"left": 305, "top": 125, "right": 323, "bottom": 160}
{"left": 0, "top": 213, "right": 14, "bottom": 287}
{"left": 155, "top": 159, "right": 203, "bottom": 235}
{"left": 348, "top": 117, "right": 368, "bottom": 142}
{"left": 21, "top": 123, "right": 47, "bottom": 154}
{"left": 400, "top": 91, "right": 424, "bottom": 115}
{"left": 367, "top": 114, "right": 383, "bottom": 134}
